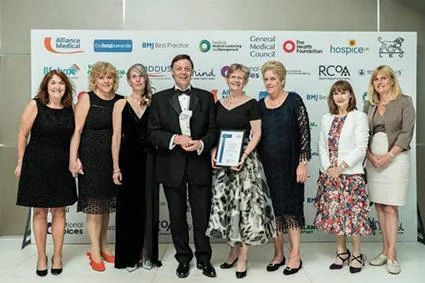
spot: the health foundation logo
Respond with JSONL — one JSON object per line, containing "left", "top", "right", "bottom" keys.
{"left": 282, "top": 40, "right": 323, "bottom": 54}
{"left": 44, "top": 36, "right": 83, "bottom": 54}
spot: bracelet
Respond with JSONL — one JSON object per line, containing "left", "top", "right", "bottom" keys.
{"left": 113, "top": 169, "right": 121, "bottom": 173}
{"left": 388, "top": 152, "right": 395, "bottom": 158}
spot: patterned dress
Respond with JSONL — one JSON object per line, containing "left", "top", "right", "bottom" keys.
{"left": 314, "top": 116, "right": 371, "bottom": 236}
{"left": 206, "top": 99, "right": 276, "bottom": 247}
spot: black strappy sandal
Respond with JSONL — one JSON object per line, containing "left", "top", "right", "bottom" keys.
{"left": 329, "top": 249, "right": 351, "bottom": 270}
{"left": 349, "top": 254, "right": 366, "bottom": 273}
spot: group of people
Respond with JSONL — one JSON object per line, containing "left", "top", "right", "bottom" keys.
{"left": 15, "top": 53, "right": 415, "bottom": 279}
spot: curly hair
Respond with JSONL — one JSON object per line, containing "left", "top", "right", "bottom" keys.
{"left": 88, "top": 61, "right": 119, "bottom": 92}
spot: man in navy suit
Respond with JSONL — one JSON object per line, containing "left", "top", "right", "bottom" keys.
{"left": 148, "top": 54, "right": 217, "bottom": 278}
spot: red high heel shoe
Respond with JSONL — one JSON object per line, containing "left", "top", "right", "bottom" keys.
{"left": 86, "top": 252, "right": 105, "bottom": 272}
{"left": 100, "top": 252, "right": 115, "bottom": 263}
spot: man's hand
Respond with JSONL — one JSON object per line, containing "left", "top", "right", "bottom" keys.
{"left": 182, "top": 140, "right": 202, "bottom": 152}
{"left": 174, "top": 134, "right": 193, "bottom": 148}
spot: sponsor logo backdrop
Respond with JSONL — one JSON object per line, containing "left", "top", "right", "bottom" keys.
{"left": 31, "top": 30, "right": 417, "bottom": 243}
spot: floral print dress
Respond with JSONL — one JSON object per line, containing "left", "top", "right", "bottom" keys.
{"left": 314, "top": 116, "right": 371, "bottom": 236}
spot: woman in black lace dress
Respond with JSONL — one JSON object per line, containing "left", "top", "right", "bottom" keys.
{"left": 16, "top": 70, "right": 76, "bottom": 276}
{"left": 258, "top": 61, "right": 311, "bottom": 276}
{"left": 69, "top": 62, "right": 123, "bottom": 271}
{"left": 112, "top": 64, "right": 162, "bottom": 271}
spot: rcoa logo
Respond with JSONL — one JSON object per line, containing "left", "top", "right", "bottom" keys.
{"left": 319, "top": 65, "right": 351, "bottom": 80}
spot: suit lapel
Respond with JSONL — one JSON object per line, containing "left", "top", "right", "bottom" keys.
{"left": 368, "top": 104, "right": 376, "bottom": 136}
{"left": 189, "top": 91, "right": 199, "bottom": 112}
{"left": 168, "top": 90, "right": 182, "bottom": 115}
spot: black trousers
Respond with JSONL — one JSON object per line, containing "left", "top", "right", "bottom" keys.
{"left": 163, "top": 180, "right": 212, "bottom": 264}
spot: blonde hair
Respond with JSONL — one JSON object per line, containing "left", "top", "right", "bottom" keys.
{"left": 89, "top": 61, "right": 119, "bottom": 92}
{"left": 261, "top": 61, "right": 287, "bottom": 88}
{"left": 367, "top": 65, "right": 402, "bottom": 105}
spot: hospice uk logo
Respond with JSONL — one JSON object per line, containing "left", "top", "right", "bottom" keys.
{"left": 330, "top": 39, "right": 369, "bottom": 55}
{"left": 44, "top": 37, "right": 83, "bottom": 54}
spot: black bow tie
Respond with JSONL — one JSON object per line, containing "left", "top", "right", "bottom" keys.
{"left": 176, "top": 89, "right": 191, "bottom": 96}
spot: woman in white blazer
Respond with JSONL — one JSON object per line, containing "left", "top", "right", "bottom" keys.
{"left": 314, "top": 80, "right": 371, "bottom": 273}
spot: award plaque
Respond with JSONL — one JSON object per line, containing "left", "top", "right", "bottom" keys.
{"left": 215, "top": 129, "right": 244, "bottom": 167}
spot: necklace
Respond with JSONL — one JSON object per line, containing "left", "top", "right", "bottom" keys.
{"left": 228, "top": 94, "right": 243, "bottom": 106}
{"left": 267, "top": 92, "right": 287, "bottom": 108}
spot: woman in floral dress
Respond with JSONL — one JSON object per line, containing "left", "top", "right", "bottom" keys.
{"left": 314, "top": 80, "right": 371, "bottom": 273}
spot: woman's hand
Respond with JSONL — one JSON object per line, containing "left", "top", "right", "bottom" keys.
{"left": 367, "top": 150, "right": 380, "bottom": 167}
{"left": 69, "top": 158, "right": 84, "bottom": 176}
{"left": 375, "top": 153, "right": 392, "bottom": 168}
{"left": 230, "top": 153, "right": 248, "bottom": 171}
{"left": 296, "top": 162, "right": 308, "bottom": 183}
{"left": 211, "top": 148, "right": 218, "bottom": 169}
{"left": 113, "top": 171, "right": 122, "bottom": 185}
{"left": 14, "top": 161, "right": 22, "bottom": 177}
{"left": 326, "top": 166, "right": 342, "bottom": 182}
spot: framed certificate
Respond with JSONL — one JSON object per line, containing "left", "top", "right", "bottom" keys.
{"left": 215, "top": 129, "right": 244, "bottom": 167}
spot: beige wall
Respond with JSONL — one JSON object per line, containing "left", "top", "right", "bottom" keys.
{"left": 0, "top": 0, "right": 423, "bottom": 235}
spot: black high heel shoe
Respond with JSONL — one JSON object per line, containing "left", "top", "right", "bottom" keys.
{"left": 283, "top": 260, "right": 302, "bottom": 275}
{"left": 349, "top": 254, "right": 366, "bottom": 273}
{"left": 220, "top": 257, "right": 238, "bottom": 269}
{"left": 330, "top": 249, "right": 350, "bottom": 270}
{"left": 235, "top": 261, "right": 247, "bottom": 279}
{"left": 36, "top": 256, "right": 48, "bottom": 277}
{"left": 266, "top": 256, "right": 286, "bottom": 272}
{"left": 51, "top": 256, "right": 63, "bottom": 275}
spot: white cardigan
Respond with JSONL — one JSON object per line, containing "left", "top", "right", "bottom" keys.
{"left": 319, "top": 110, "right": 369, "bottom": 174}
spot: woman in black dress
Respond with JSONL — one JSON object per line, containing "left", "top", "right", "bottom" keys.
{"left": 69, "top": 62, "right": 123, "bottom": 271}
{"left": 112, "top": 64, "right": 161, "bottom": 271}
{"left": 206, "top": 63, "right": 275, "bottom": 279}
{"left": 16, "top": 70, "right": 76, "bottom": 276}
{"left": 258, "top": 61, "right": 311, "bottom": 275}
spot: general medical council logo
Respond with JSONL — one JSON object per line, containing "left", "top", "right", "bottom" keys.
{"left": 44, "top": 36, "right": 83, "bottom": 54}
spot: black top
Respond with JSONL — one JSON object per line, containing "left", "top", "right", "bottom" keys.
{"left": 17, "top": 98, "right": 77, "bottom": 208}
{"left": 215, "top": 99, "right": 260, "bottom": 138}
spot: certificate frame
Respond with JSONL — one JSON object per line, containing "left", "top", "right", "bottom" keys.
{"left": 215, "top": 129, "right": 245, "bottom": 167}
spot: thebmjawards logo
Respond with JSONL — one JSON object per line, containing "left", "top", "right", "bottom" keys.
{"left": 94, "top": 39, "right": 133, "bottom": 53}
{"left": 44, "top": 37, "right": 83, "bottom": 54}
{"left": 378, "top": 36, "right": 405, "bottom": 58}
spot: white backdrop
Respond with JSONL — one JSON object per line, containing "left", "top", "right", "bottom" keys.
{"left": 30, "top": 30, "right": 417, "bottom": 243}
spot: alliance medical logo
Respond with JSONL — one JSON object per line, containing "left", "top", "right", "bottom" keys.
{"left": 94, "top": 39, "right": 133, "bottom": 53}
{"left": 330, "top": 40, "right": 369, "bottom": 55}
{"left": 44, "top": 36, "right": 83, "bottom": 54}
